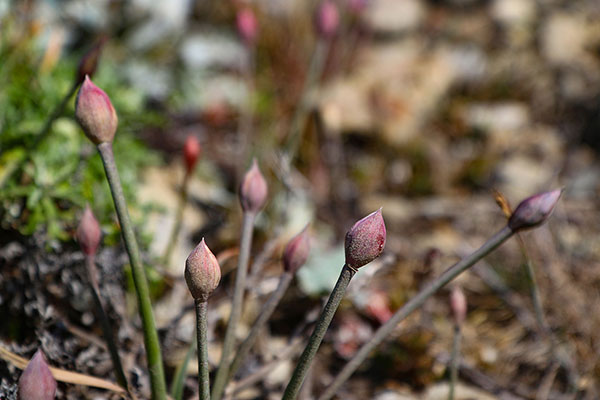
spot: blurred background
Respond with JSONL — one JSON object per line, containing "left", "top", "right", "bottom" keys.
{"left": 1, "top": 0, "right": 600, "bottom": 398}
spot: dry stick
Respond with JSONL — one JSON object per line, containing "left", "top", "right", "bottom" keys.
{"left": 97, "top": 142, "right": 167, "bottom": 399}
{"left": 211, "top": 212, "right": 256, "bottom": 400}
{"left": 195, "top": 299, "right": 210, "bottom": 400}
{"left": 318, "top": 226, "right": 514, "bottom": 400}
{"left": 448, "top": 324, "right": 461, "bottom": 400}
{"left": 0, "top": 81, "right": 78, "bottom": 189}
{"left": 227, "top": 271, "right": 294, "bottom": 381}
{"left": 84, "top": 255, "right": 130, "bottom": 393}
{"left": 282, "top": 265, "right": 357, "bottom": 400}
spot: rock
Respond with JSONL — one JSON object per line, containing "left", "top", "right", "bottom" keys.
{"left": 423, "top": 382, "right": 496, "bottom": 399}
{"left": 491, "top": 0, "right": 536, "bottom": 27}
{"left": 364, "top": 0, "right": 425, "bottom": 34}
{"left": 541, "top": 13, "right": 591, "bottom": 67}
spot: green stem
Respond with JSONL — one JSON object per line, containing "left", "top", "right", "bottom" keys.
{"left": 211, "top": 212, "right": 256, "bottom": 400}
{"left": 448, "top": 325, "right": 461, "bottom": 400}
{"left": 85, "top": 255, "right": 130, "bottom": 392}
{"left": 97, "top": 142, "right": 167, "bottom": 400}
{"left": 317, "top": 226, "right": 514, "bottom": 400}
{"left": 282, "top": 265, "right": 357, "bottom": 400}
{"left": 227, "top": 271, "right": 294, "bottom": 381}
{"left": 170, "top": 339, "right": 196, "bottom": 400}
{"left": 0, "top": 81, "right": 79, "bottom": 189}
{"left": 196, "top": 299, "right": 210, "bottom": 400}
{"left": 162, "top": 173, "right": 190, "bottom": 266}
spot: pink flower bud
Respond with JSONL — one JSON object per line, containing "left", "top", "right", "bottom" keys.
{"left": 508, "top": 188, "right": 563, "bottom": 232}
{"left": 239, "top": 159, "right": 268, "bottom": 214}
{"left": 236, "top": 7, "right": 258, "bottom": 45}
{"left": 183, "top": 135, "right": 201, "bottom": 175}
{"left": 344, "top": 208, "right": 386, "bottom": 269}
{"left": 450, "top": 286, "right": 467, "bottom": 326}
{"left": 76, "top": 205, "right": 101, "bottom": 256}
{"left": 315, "top": 1, "right": 340, "bottom": 37}
{"left": 283, "top": 225, "right": 311, "bottom": 273}
{"left": 185, "top": 238, "right": 221, "bottom": 301}
{"left": 18, "top": 349, "right": 57, "bottom": 400}
{"left": 75, "top": 76, "right": 118, "bottom": 145}
{"left": 76, "top": 36, "right": 107, "bottom": 84}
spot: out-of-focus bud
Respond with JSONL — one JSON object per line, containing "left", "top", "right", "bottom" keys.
{"left": 365, "top": 290, "right": 393, "bottom": 324}
{"left": 183, "top": 135, "right": 201, "bottom": 175}
{"left": 344, "top": 208, "right": 386, "bottom": 269}
{"left": 76, "top": 36, "right": 107, "bottom": 84}
{"left": 450, "top": 286, "right": 467, "bottom": 326}
{"left": 185, "top": 238, "right": 221, "bottom": 301}
{"left": 315, "top": 1, "right": 340, "bottom": 37}
{"left": 18, "top": 349, "right": 57, "bottom": 400}
{"left": 239, "top": 159, "right": 268, "bottom": 214}
{"left": 508, "top": 189, "right": 563, "bottom": 232}
{"left": 76, "top": 205, "right": 101, "bottom": 256}
{"left": 75, "top": 76, "right": 118, "bottom": 144}
{"left": 283, "top": 225, "right": 311, "bottom": 274}
{"left": 347, "top": 0, "right": 368, "bottom": 15}
{"left": 236, "top": 7, "right": 258, "bottom": 45}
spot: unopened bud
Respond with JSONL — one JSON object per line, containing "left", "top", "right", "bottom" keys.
{"left": 18, "top": 349, "right": 57, "bottom": 400}
{"left": 183, "top": 135, "right": 201, "bottom": 175}
{"left": 185, "top": 238, "right": 221, "bottom": 301}
{"left": 239, "top": 159, "right": 268, "bottom": 214}
{"left": 315, "top": 1, "right": 340, "bottom": 37}
{"left": 344, "top": 208, "right": 386, "bottom": 269}
{"left": 450, "top": 286, "right": 467, "bottom": 326}
{"left": 76, "top": 205, "right": 101, "bottom": 256}
{"left": 283, "top": 225, "right": 311, "bottom": 273}
{"left": 508, "top": 188, "right": 563, "bottom": 232}
{"left": 75, "top": 76, "right": 118, "bottom": 144}
{"left": 76, "top": 36, "right": 107, "bottom": 84}
{"left": 237, "top": 7, "right": 258, "bottom": 45}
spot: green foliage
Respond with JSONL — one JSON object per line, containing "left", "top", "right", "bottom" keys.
{"left": 0, "top": 17, "right": 163, "bottom": 245}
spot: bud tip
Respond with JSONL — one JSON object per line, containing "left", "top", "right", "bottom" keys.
{"left": 508, "top": 188, "right": 563, "bottom": 231}
{"left": 283, "top": 224, "right": 311, "bottom": 273}
{"left": 239, "top": 159, "right": 268, "bottom": 214}
{"left": 344, "top": 208, "right": 386, "bottom": 269}
{"left": 76, "top": 205, "right": 101, "bottom": 256}
{"left": 18, "top": 349, "right": 57, "bottom": 400}
{"left": 75, "top": 76, "right": 118, "bottom": 144}
{"left": 185, "top": 238, "right": 221, "bottom": 301}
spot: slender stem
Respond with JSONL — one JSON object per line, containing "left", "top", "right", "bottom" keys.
{"left": 196, "top": 299, "right": 210, "bottom": 400}
{"left": 162, "top": 173, "right": 190, "bottom": 266}
{"left": 211, "top": 212, "right": 256, "bottom": 400}
{"left": 170, "top": 338, "right": 196, "bottom": 400}
{"left": 448, "top": 325, "right": 461, "bottom": 400}
{"left": 317, "top": 226, "right": 514, "bottom": 400}
{"left": 84, "top": 255, "right": 130, "bottom": 392}
{"left": 97, "top": 142, "right": 167, "bottom": 400}
{"left": 282, "top": 265, "right": 357, "bottom": 400}
{"left": 227, "top": 271, "right": 294, "bottom": 381}
{"left": 0, "top": 81, "right": 78, "bottom": 189}
{"left": 237, "top": 45, "right": 255, "bottom": 182}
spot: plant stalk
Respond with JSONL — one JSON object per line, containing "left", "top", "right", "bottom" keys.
{"left": 211, "top": 212, "right": 256, "bottom": 400}
{"left": 162, "top": 172, "right": 190, "bottom": 266}
{"left": 282, "top": 264, "right": 357, "bottom": 400}
{"left": 318, "top": 226, "right": 514, "bottom": 400}
{"left": 448, "top": 324, "right": 461, "bottom": 400}
{"left": 97, "top": 142, "right": 167, "bottom": 400}
{"left": 196, "top": 299, "right": 210, "bottom": 400}
{"left": 227, "top": 271, "right": 294, "bottom": 381}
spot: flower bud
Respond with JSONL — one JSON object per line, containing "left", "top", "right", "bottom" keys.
{"left": 344, "top": 208, "right": 386, "bottom": 269}
{"left": 185, "top": 238, "right": 221, "bottom": 301}
{"left": 450, "top": 286, "right": 467, "bottom": 326}
{"left": 236, "top": 7, "right": 258, "bottom": 45}
{"left": 76, "top": 205, "right": 101, "bottom": 256}
{"left": 315, "top": 1, "right": 339, "bottom": 37}
{"left": 75, "top": 76, "right": 118, "bottom": 145}
{"left": 75, "top": 36, "right": 107, "bottom": 84}
{"left": 239, "top": 159, "right": 268, "bottom": 214}
{"left": 183, "top": 135, "right": 201, "bottom": 175}
{"left": 18, "top": 349, "right": 57, "bottom": 400}
{"left": 508, "top": 188, "right": 563, "bottom": 232}
{"left": 283, "top": 225, "right": 311, "bottom": 274}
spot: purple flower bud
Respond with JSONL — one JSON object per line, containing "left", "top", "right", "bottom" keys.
{"left": 508, "top": 188, "right": 563, "bottom": 232}
{"left": 450, "top": 286, "right": 467, "bottom": 326}
{"left": 75, "top": 76, "right": 118, "bottom": 145}
{"left": 236, "top": 7, "right": 258, "bottom": 45}
{"left": 344, "top": 208, "right": 386, "bottom": 269}
{"left": 183, "top": 135, "right": 201, "bottom": 175}
{"left": 18, "top": 349, "right": 57, "bottom": 400}
{"left": 185, "top": 238, "right": 221, "bottom": 301}
{"left": 239, "top": 159, "right": 268, "bottom": 214}
{"left": 76, "top": 205, "right": 101, "bottom": 256}
{"left": 315, "top": 1, "right": 340, "bottom": 38}
{"left": 283, "top": 225, "right": 311, "bottom": 273}
{"left": 76, "top": 36, "right": 107, "bottom": 84}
